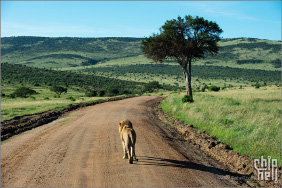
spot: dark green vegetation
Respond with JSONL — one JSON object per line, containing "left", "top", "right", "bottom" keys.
{"left": 10, "top": 87, "right": 38, "bottom": 98}
{"left": 142, "top": 81, "right": 161, "bottom": 93}
{"left": 50, "top": 86, "right": 68, "bottom": 98}
{"left": 86, "top": 64, "right": 281, "bottom": 84}
{"left": 1, "top": 63, "right": 177, "bottom": 97}
{"left": 1, "top": 63, "right": 144, "bottom": 96}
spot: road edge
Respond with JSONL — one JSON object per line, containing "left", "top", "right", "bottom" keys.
{"left": 1, "top": 95, "right": 136, "bottom": 141}
{"left": 152, "top": 97, "right": 281, "bottom": 187}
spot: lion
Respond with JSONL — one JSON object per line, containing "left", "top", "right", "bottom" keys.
{"left": 119, "top": 120, "right": 138, "bottom": 164}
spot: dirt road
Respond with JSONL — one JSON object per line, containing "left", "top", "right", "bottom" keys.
{"left": 1, "top": 96, "right": 245, "bottom": 187}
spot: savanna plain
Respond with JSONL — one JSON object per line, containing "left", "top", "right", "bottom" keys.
{"left": 1, "top": 36, "right": 281, "bottom": 172}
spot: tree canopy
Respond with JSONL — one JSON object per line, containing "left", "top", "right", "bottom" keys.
{"left": 50, "top": 86, "right": 68, "bottom": 98}
{"left": 141, "top": 15, "right": 223, "bottom": 101}
{"left": 11, "top": 87, "right": 37, "bottom": 98}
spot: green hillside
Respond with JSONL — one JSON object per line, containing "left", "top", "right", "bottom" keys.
{"left": 1, "top": 63, "right": 144, "bottom": 94}
{"left": 1, "top": 36, "right": 281, "bottom": 70}
{"left": 1, "top": 36, "right": 142, "bottom": 68}
{"left": 1, "top": 36, "right": 281, "bottom": 88}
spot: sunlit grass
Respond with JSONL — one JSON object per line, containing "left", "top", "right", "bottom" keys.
{"left": 1, "top": 85, "right": 109, "bottom": 121}
{"left": 161, "top": 86, "right": 281, "bottom": 165}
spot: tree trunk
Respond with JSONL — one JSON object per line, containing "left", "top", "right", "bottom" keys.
{"left": 182, "top": 59, "right": 193, "bottom": 101}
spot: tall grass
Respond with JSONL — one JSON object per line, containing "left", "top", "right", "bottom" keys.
{"left": 1, "top": 86, "right": 109, "bottom": 121}
{"left": 161, "top": 87, "right": 281, "bottom": 165}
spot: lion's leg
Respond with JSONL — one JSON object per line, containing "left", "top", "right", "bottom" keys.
{"left": 128, "top": 145, "right": 133, "bottom": 164}
{"left": 132, "top": 144, "right": 138, "bottom": 161}
{"left": 122, "top": 141, "right": 128, "bottom": 159}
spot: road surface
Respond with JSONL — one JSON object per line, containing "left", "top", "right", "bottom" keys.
{"left": 1, "top": 96, "right": 245, "bottom": 187}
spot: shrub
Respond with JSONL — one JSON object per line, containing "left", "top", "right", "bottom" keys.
{"left": 11, "top": 87, "right": 38, "bottom": 98}
{"left": 50, "top": 86, "right": 67, "bottom": 98}
{"left": 254, "top": 83, "right": 261, "bottom": 89}
{"left": 208, "top": 85, "right": 220, "bottom": 92}
{"left": 108, "top": 88, "right": 119, "bottom": 96}
{"left": 85, "top": 90, "right": 97, "bottom": 97}
{"left": 182, "top": 95, "right": 194, "bottom": 103}
{"left": 142, "top": 81, "right": 161, "bottom": 92}
{"left": 122, "top": 90, "right": 131, "bottom": 95}
{"left": 98, "top": 90, "right": 106, "bottom": 97}
{"left": 29, "top": 96, "right": 36, "bottom": 100}
{"left": 85, "top": 87, "right": 98, "bottom": 97}
{"left": 67, "top": 96, "right": 76, "bottom": 101}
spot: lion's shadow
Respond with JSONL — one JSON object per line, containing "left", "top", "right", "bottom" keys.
{"left": 135, "top": 156, "right": 249, "bottom": 180}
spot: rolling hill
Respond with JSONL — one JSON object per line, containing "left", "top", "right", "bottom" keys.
{"left": 1, "top": 36, "right": 281, "bottom": 70}
{"left": 1, "top": 36, "right": 142, "bottom": 68}
{"left": 1, "top": 36, "right": 281, "bottom": 87}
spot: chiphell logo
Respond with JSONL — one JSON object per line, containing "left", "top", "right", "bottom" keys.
{"left": 254, "top": 156, "right": 278, "bottom": 183}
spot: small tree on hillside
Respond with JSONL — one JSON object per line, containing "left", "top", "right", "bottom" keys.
{"left": 50, "top": 86, "right": 67, "bottom": 98}
{"left": 141, "top": 15, "right": 223, "bottom": 102}
{"left": 11, "top": 87, "right": 38, "bottom": 98}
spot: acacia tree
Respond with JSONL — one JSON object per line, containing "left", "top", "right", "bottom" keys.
{"left": 141, "top": 15, "right": 223, "bottom": 102}
{"left": 50, "top": 86, "right": 67, "bottom": 98}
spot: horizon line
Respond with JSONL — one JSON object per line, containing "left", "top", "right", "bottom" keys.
{"left": 1, "top": 35, "right": 281, "bottom": 41}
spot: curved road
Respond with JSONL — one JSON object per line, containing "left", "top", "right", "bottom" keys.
{"left": 1, "top": 96, "right": 244, "bottom": 187}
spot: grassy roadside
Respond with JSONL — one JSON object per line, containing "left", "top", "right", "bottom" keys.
{"left": 161, "top": 86, "right": 281, "bottom": 165}
{"left": 1, "top": 85, "right": 110, "bottom": 121}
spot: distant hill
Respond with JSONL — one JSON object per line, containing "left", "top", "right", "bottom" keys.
{"left": 1, "top": 36, "right": 142, "bottom": 68}
{"left": 1, "top": 36, "right": 281, "bottom": 70}
{"left": 1, "top": 63, "right": 143, "bottom": 91}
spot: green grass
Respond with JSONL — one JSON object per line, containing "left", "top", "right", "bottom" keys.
{"left": 161, "top": 86, "right": 281, "bottom": 165}
{"left": 1, "top": 85, "right": 109, "bottom": 121}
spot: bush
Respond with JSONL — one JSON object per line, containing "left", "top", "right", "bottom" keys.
{"left": 122, "top": 90, "right": 131, "bottom": 95}
{"left": 208, "top": 85, "right": 220, "bottom": 92}
{"left": 254, "top": 83, "right": 261, "bottom": 89}
{"left": 142, "top": 81, "right": 161, "bottom": 92}
{"left": 50, "top": 86, "right": 67, "bottom": 98}
{"left": 109, "top": 88, "right": 119, "bottom": 96}
{"left": 201, "top": 86, "right": 206, "bottom": 92}
{"left": 85, "top": 90, "right": 97, "bottom": 97}
{"left": 182, "top": 95, "right": 194, "bottom": 103}
{"left": 67, "top": 96, "right": 76, "bottom": 101}
{"left": 85, "top": 87, "right": 98, "bottom": 97}
{"left": 11, "top": 87, "right": 38, "bottom": 98}
{"left": 29, "top": 96, "right": 36, "bottom": 100}
{"left": 98, "top": 90, "right": 106, "bottom": 97}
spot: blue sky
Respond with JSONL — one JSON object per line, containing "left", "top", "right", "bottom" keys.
{"left": 1, "top": 1, "right": 281, "bottom": 40}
